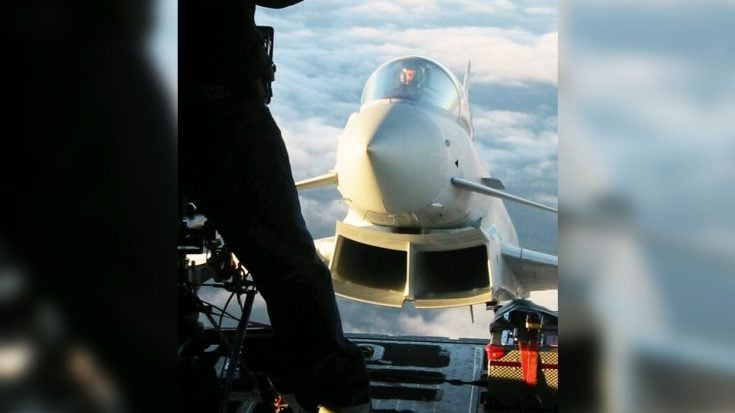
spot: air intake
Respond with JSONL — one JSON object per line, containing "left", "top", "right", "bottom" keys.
{"left": 329, "top": 221, "right": 494, "bottom": 308}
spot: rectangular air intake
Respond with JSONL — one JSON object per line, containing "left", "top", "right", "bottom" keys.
{"left": 411, "top": 245, "right": 490, "bottom": 300}
{"left": 332, "top": 237, "right": 407, "bottom": 292}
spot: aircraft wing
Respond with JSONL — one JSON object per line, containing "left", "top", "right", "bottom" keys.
{"left": 295, "top": 171, "right": 337, "bottom": 190}
{"left": 501, "top": 245, "right": 558, "bottom": 293}
{"left": 451, "top": 177, "right": 557, "bottom": 213}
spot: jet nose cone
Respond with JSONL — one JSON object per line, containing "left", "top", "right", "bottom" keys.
{"left": 336, "top": 103, "right": 450, "bottom": 215}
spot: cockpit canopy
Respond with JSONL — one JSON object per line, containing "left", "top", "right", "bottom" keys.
{"left": 361, "top": 56, "right": 464, "bottom": 116}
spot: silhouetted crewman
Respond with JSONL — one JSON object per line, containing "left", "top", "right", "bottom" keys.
{"left": 179, "top": 1, "right": 371, "bottom": 411}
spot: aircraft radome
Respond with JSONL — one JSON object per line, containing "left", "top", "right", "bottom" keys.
{"left": 296, "top": 56, "right": 557, "bottom": 308}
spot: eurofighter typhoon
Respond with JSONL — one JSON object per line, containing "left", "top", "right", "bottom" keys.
{"left": 296, "top": 56, "right": 557, "bottom": 308}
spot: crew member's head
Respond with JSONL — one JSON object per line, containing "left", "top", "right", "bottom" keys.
{"left": 399, "top": 65, "right": 426, "bottom": 87}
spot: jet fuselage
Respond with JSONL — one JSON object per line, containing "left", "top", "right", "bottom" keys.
{"left": 334, "top": 57, "right": 516, "bottom": 245}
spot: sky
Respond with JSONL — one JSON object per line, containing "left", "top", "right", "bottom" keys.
{"left": 155, "top": 0, "right": 558, "bottom": 339}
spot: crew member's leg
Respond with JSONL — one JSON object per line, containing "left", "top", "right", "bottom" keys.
{"left": 180, "top": 101, "right": 370, "bottom": 411}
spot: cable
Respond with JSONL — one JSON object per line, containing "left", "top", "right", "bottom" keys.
{"left": 191, "top": 283, "right": 228, "bottom": 288}
{"left": 199, "top": 298, "right": 240, "bottom": 321}
{"left": 217, "top": 291, "right": 236, "bottom": 330}
{"left": 219, "top": 285, "right": 257, "bottom": 413}
{"left": 210, "top": 311, "right": 238, "bottom": 323}
{"left": 236, "top": 285, "right": 244, "bottom": 311}
{"left": 247, "top": 320, "right": 271, "bottom": 328}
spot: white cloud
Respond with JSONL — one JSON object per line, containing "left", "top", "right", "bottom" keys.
{"left": 278, "top": 117, "right": 341, "bottom": 180}
{"left": 347, "top": 2, "right": 404, "bottom": 15}
{"left": 298, "top": 196, "right": 347, "bottom": 238}
{"left": 396, "top": 308, "right": 495, "bottom": 339}
{"left": 347, "top": 27, "right": 385, "bottom": 41}
{"left": 341, "top": 294, "right": 557, "bottom": 339}
{"left": 456, "top": 0, "right": 515, "bottom": 13}
{"left": 474, "top": 110, "right": 557, "bottom": 156}
{"left": 471, "top": 109, "right": 557, "bottom": 201}
{"left": 525, "top": 6, "right": 556, "bottom": 15}
{"left": 533, "top": 193, "right": 559, "bottom": 207}
{"left": 400, "top": 0, "right": 436, "bottom": 6}
{"left": 338, "top": 302, "right": 497, "bottom": 339}
{"left": 474, "top": 110, "right": 535, "bottom": 135}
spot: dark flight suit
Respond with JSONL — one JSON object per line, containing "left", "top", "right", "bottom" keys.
{"left": 179, "top": 1, "right": 370, "bottom": 411}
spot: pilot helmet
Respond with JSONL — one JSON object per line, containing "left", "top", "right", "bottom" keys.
{"left": 399, "top": 64, "right": 427, "bottom": 87}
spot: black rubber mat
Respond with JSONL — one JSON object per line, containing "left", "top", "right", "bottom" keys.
{"left": 373, "top": 410, "right": 416, "bottom": 413}
{"left": 367, "top": 343, "right": 450, "bottom": 368}
{"left": 368, "top": 368, "right": 445, "bottom": 385}
{"left": 370, "top": 385, "right": 443, "bottom": 401}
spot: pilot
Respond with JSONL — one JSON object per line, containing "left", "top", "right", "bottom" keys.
{"left": 400, "top": 66, "right": 424, "bottom": 86}
{"left": 180, "top": 1, "right": 371, "bottom": 412}
{"left": 395, "top": 62, "right": 428, "bottom": 99}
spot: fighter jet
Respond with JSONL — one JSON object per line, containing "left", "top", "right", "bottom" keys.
{"left": 296, "top": 56, "right": 557, "bottom": 308}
